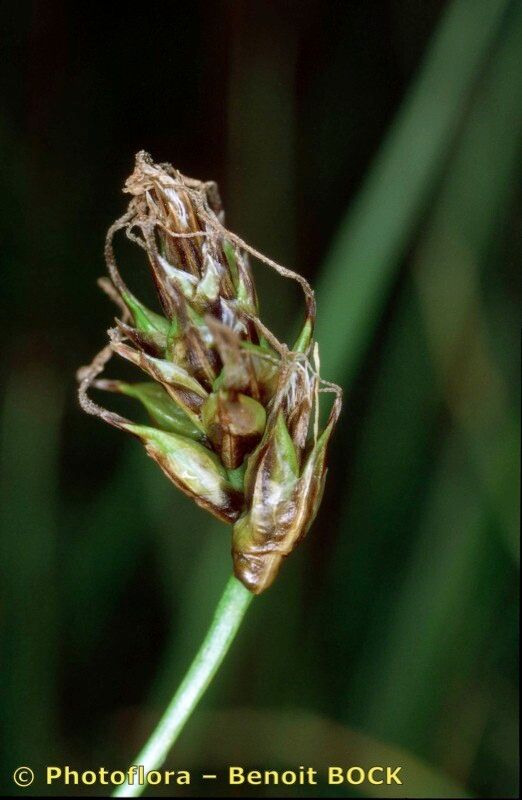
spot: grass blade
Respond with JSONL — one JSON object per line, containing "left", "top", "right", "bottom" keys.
{"left": 316, "top": 0, "right": 511, "bottom": 385}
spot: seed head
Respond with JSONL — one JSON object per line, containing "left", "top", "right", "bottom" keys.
{"left": 78, "top": 152, "right": 341, "bottom": 593}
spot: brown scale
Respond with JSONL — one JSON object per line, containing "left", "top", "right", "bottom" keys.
{"left": 159, "top": 185, "right": 203, "bottom": 279}
{"left": 143, "top": 238, "right": 177, "bottom": 317}
{"left": 163, "top": 385, "right": 205, "bottom": 418}
{"left": 166, "top": 290, "right": 221, "bottom": 391}
{"left": 208, "top": 391, "right": 265, "bottom": 471}
{"left": 183, "top": 327, "right": 220, "bottom": 391}
{"left": 151, "top": 445, "right": 244, "bottom": 525}
{"left": 116, "top": 319, "right": 166, "bottom": 358}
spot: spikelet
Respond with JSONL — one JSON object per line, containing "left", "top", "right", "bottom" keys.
{"left": 78, "top": 152, "right": 342, "bottom": 593}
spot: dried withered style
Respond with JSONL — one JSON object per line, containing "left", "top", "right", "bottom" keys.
{"left": 78, "top": 151, "right": 342, "bottom": 594}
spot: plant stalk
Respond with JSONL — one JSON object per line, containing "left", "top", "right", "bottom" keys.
{"left": 112, "top": 575, "right": 253, "bottom": 798}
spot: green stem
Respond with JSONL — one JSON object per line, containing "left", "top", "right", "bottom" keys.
{"left": 112, "top": 575, "right": 253, "bottom": 798}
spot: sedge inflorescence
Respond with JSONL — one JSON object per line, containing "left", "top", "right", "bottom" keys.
{"left": 78, "top": 151, "right": 341, "bottom": 594}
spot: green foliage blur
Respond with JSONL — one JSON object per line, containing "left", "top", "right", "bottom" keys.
{"left": 0, "top": 1, "right": 519, "bottom": 797}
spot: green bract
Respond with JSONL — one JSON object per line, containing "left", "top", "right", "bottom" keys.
{"left": 78, "top": 151, "right": 341, "bottom": 594}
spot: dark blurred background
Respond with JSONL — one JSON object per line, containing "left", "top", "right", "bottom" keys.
{"left": 0, "top": 1, "right": 519, "bottom": 797}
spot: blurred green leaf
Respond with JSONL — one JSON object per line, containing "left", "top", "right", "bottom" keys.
{"left": 0, "top": 368, "right": 62, "bottom": 773}
{"left": 316, "top": 0, "right": 511, "bottom": 385}
{"left": 357, "top": 434, "right": 513, "bottom": 779}
{"left": 413, "top": 0, "right": 522, "bottom": 560}
{"left": 176, "top": 708, "right": 471, "bottom": 799}
{"left": 65, "top": 445, "right": 152, "bottom": 656}
{"left": 326, "top": 8, "right": 522, "bottom": 795}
